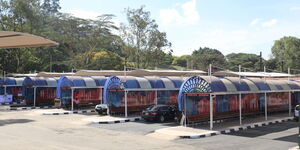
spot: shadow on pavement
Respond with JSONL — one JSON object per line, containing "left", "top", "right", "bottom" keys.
{"left": 0, "top": 119, "right": 34, "bottom": 126}
{"left": 227, "top": 120, "right": 298, "bottom": 143}
{"left": 274, "top": 134, "right": 298, "bottom": 143}
{"left": 134, "top": 117, "right": 179, "bottom": 126}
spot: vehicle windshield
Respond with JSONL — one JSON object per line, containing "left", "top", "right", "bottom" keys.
{"left": 147, "top": 105, "right": 160, "bottom": 111}
{"left": 296, "top": 105, "right": 300, "bottom": 111}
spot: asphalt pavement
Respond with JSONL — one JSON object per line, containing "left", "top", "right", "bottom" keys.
{"left": 0, "top": 108, "right": 299, "bottom": 150}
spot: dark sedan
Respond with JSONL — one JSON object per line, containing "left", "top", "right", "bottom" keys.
{"left": 141, "top": 105, "right": 179, "bottom": 122}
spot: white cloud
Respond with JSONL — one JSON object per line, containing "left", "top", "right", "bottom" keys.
{"left": 159, "top": 0, "right": 200, "bottom": 25}
{"left": 250, "top": 18, "right": 262, "bottom": 26}
{"left": 66, "top": 9, "right": 101, "bottom": 20}
{"left": 291, "top": 6, "right": 300, "bottom": 11}
{"left": 171, "top": 20, "right": 300, "bottom": 60}
{"left": 262, "top": 19, "right": 278, "bottom": 27}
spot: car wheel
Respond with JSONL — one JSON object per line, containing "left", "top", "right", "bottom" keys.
{"left": 159, "top": 115, "right": 165, "bottom": 122}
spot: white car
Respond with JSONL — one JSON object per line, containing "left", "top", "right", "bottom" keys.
{"left": 294, "top": 105, "right": 299, "bottom": 121}
{"left": 95, "top": 104, "right": 109, "bottom": 115}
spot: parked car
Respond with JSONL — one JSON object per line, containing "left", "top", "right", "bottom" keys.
{"left": 95, "top": 104, "right": 109, "bottom": 115}
{"left": 294, "top": 104, "right": 299, "bottom": 121}
{"left": 141, "top": 105, "right": 179, "bottom": 122}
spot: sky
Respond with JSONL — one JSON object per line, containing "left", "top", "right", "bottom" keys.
{"left": 59, "top": 0, "right": 300, "bottom": 59}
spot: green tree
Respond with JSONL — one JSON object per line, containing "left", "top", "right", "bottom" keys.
{"left": 120, "top": 6, "right": 171, "bottom": 69}
{"left": 0, "top": 0, "right": 123, "bottom": 73}
{"left": 191, "top": 47, "right": 225, "bottom": 70}
{"left": 225, "top": 53, "right": 263, "bottom": 71}
{"left": 271, "top": 36, "right": 300, "bottom": 71}
{"left": 172, "top": 55, "right": 190, "bottom": 68}
{"left": 87, "top": 51, "right": 123, "bottom": 70}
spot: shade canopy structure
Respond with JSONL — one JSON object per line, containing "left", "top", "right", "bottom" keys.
{"left": 177, "top": 76, "right": 300, "bottom": 110}
{"left": 0, "top": 31, "right": 58, "bottom": 48}
{"left": 75, "top": 70, "right": 126, "bottom": 76}
{"left": 56, "top": 76, "right": 107, "bottom": 98}
{"left": 37, "top": 72, "right": 75, "bottom": 77}
{"left": 213, "top": 70, "right": 294, "bottom": 78}
{"left": 129, "top": 69, "right": 206, "bottom": 76}
{"left": 76, "top": 69, "right": 206, "bottom": 77}
{"left": 0, "top": 77, "right": 24, "bottom": 86}
{"left": 6, "top": 73, "right": 37, "bottom": 77}
{"left": 103, "top": 76, "right": 188, "bottom": 104}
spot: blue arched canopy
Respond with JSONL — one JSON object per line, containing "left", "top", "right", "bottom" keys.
{"left": 57, "top": 76, "right": 107, "bottom": 98}
{"left": 23, "top": 77, "right": 59, "bottom": 87}
{"left": 177, "top": 76, "right": 300, "bottom": 110}
{"left": 103, "top": 76, "right": 187, "bottom": 104}
{"left": 0, "top": 77, "right": 24, "bottom": 86}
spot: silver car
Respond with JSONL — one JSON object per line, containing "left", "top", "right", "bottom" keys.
{"left": 95, "top": 104, "right": 109, "bottom": 115}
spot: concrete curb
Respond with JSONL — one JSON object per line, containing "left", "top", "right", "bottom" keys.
{"left": 179, "top": 118, "right": 293, "bottom": 139}
{"left": 43, "top": 110, "right": 96, "bottom": 115}
{"left": 9, "top": 106, "right": 53, "bottom": 110}
{"left": 0, "top": 102, "right": 25, "bottom": 106}
{"left": 93, "top": 117, "right": 141, "bottom": 124}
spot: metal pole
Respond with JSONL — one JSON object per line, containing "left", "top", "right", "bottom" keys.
{"left": 3, "top": 70, "right": 6, "bottom": 95}
{"left": 288, "top": 67, "right": 291, "bottom": 81}
{"left": 33, "top": 87, "right": 36, "bottom": 107}
{"left": 184, "top": 93, "right": 187, "bottom": 127}
{"left": 210, "top": 94, "right": 213, "bottom": 130}
{"left": 71, "top": 88, "right": 74, "bottom": 111}
{"left": 155, "top": 90, "right": 158, "bottom": 105}
{"left": 289, "top": 92, "right": 292, "bottom": 116}
{"left": 209, "top": 64, "right": 213, "bottom": 130}
{"left": 4, "top": 85, "right": 6, "bottom": 96}
{"left": 125, "top": 90, "right": 128, "bottom": 118}
{"left": 264, "top": 66, "right": 267, "bottom": 121}
{"left": 265, "top": 92, "right": 267, "bottom": 121}
{"left": 239, "top": 65, "right": 242, "bottom": 125}
{"left": 99, "top": 88, "right": 102, "bottom": 104}
{"left": 239, "top": 93, "right": 242, "bottom": 125}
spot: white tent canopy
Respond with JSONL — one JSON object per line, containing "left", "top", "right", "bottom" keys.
{"left": 0, "top": 31, "right": 58, "bottom": 48}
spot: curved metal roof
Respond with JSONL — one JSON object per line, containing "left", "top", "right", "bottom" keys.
{"left": 104, "top": 76, "right": 186, "bottom": 90}
{"left": 0, "top": 78, "right": 4, "bottom": 85}
{"left": 23, "top": 77, "right": 59, "bottom": 87}
{"left": 177, "top": 76, "right": 300, "bottom": 110}
{"left": 57, "top": 76, "right": 107, "bottom": 88}
{"left": 56, "top": 76, "right": 107, "bottom": 98}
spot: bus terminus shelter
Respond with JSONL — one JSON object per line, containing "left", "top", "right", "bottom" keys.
{"left": 178, "top": 75, "right": 300, "bottom": 129}
{"left": 0, "top": 77, "right": 24, "bottom": 103}
{"left": 56, "top": 76, "right": 107, "bottom": 110}
{"left": 23, "top": 77, "right": 59, "bottom": 106}
{"left": 103, "top": 76, "right": 187, "bottom": 117}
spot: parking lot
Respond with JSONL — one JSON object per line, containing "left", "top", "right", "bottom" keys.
{"left": 0, "top": 108, "right": 298, "bottom": 150}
